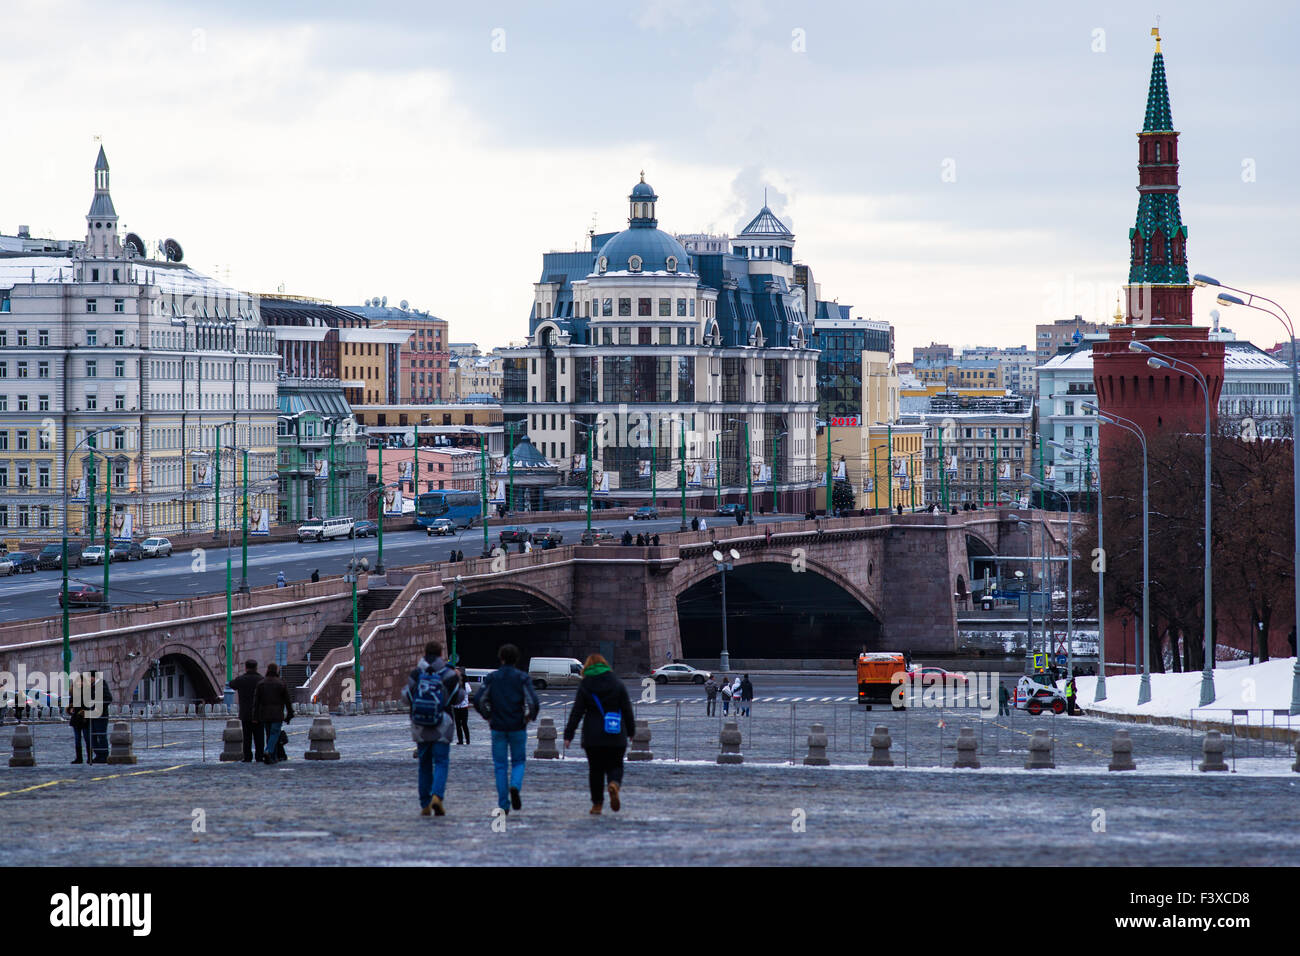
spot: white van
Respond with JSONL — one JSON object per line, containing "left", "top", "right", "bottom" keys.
{"left": 297, "top": 516, "right": 356, "bottom": 542}
{"left": 528, "top": 657, "right": 584, "bottom": 690}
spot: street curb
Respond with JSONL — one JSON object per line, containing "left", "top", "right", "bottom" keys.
{"left": 1081, "top": 706, "right": 1300, "bottom": 744}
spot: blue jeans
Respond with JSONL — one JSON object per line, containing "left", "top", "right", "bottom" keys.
{"left": 417, "top": 740, "right": 450, "bottom": 809}
{"left": 263, "top": 721, "right": 282, "bottom": 760}
{"left": 491, "top": 729, "right": 527, "bottom": 809}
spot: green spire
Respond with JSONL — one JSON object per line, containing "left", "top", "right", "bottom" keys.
{"left": 1142, "top": 51, "right": 1174, "bottom": 133}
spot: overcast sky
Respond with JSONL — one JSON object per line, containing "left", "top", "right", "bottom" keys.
{"left": 2, "top": 0, "right": 1296, "bottom": 358}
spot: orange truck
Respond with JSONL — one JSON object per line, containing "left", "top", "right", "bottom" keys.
{"left": 856, "top": 652, "right": 908, "bottom": 709}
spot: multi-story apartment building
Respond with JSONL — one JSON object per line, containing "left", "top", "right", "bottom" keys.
{"left": 447, "top": 353, "right": 504, "bottom": 403}
{"left": 900, "top": 393, "right": 1035, "bottom": 508}
{"left": 502, "top": 176, "right": 822, "bottom": 512}
{"left": 1035, "top": 315, "right": 1110, "bottom": 365}
{"left": 0, "top": 149, "right": 278, "bottom": 540}
{"left": 346, "top": 300, "right": 449, "bottom": 403}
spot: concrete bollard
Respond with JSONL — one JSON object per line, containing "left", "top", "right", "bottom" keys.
{"left": 8, "top": 725, "right": 35, "bottom": 766}
{"left": 106, "top": 721, "right": 138, "bottom": 765}
{"left": 533, "top": 717, "right": 560, "bottom": 759}
{"left": 628, "top": 718, "right": 653, "bottom": 761}
{"left": 1108, "top": 729, "right": 1137, "bottom": 771}
{"left": 1198, "top": 731, "right": 1228, "bottom": 772}
{"left": 868, "top": 725, "right": 894, "bottom": 767}
{"left": 1024, "top": 729, "right": 1055, "bottom": 769}
{"left": 953, "top": 726, "right": 980, "bottom": 768}
{"left": 803, "top": 723, "right": 830, "bottom": 766}
{"left": 717, "top": 720, "right": 743, "bottom": 764}
{"left": 219, "top": 719, "right": 244, "bottom": 762}
{"left": 304, "top": 716, "right": 340, "bottom": 760}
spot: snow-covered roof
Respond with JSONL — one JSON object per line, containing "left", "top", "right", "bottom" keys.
{"left": 1037, "top": 340, "right": 1289, "bottom": 375}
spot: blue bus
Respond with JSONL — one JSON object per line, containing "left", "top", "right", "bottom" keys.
{"left": 415, "top": 491, "right": 481, "bottom": 530}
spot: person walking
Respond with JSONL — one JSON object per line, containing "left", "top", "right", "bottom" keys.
{"left": 651, "top": 533, "right": 660, "bottom": 546}
{"left": 472, "top": 644, "right": 539, "bottom": 814}
{"left": 735, "top": 510, "right": 744, "bottom": 527}
{"left": 402, "top": 641, "right": 460, "bottom": 816}
{"left": 729, "top": 676, "right": 742, "bottom": 716}
{"left": 704, "top": 674, "right": 719, "bottom": 716}
{"left": 69, "top": 674, "right": 93, "bottom": 764}
{"left": 1066, "top": 676, "right": 1079, "bottom": 716}
{"left": 691, "top": 516, "right": 699, "bottom": 531}
{"left": 719, "top": 676, "right": 732, "bottom": 716}
{"left": 275, "top": 571, "right": 286, "bottom": 588}
{"left": 621, "top": 529, "right": 634, "bottom": 546}
{"left": 563, "top": 654, "right": 636, "bottom": 815}
{"left": 998, "top": 681, "right": 1011, "bottom": 716}
{"left": 310, "top": 568, "right": 320, "bottom": 583}
{"left": 228, "top": 660, "right": 265, "bottom": 763}
{"left": 739, "top": 674, "right": 754, "bottom": 717}
{"left": 251, "top": 663, "right": 294, "bottom": 765}
{"left": 453, "top": 667, "right": 472, "bottom": 745}
{"left": 698, "top": 517, "right": 707, "bottom": 532}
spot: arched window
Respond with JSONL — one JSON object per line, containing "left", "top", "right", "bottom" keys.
{"left": 666, "top": 256, "right": 677, "bottom": 273}
{"left": 1154, "top": 142, "right": 1161, "bottom": 162}
{"left": 628, "top": 255, "right": 642, "bottom": 273}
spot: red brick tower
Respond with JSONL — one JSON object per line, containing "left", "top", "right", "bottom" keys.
{"left": 1093, "top": 30, "right": 1225, "bottom": 465}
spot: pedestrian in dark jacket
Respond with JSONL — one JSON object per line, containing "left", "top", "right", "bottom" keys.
{"left": 739, "top": 674, "right": 754, "bottom": 716}
{"left": 703, "top": 675, "right": 719, "bottom": 716}
{"left": 68, "top": 674, "right": 93, "bottom": 764}
{"left": 735, "top": 511, "right": 744, "bottom": 526}
{"left": 471, "top": 644, "right": 539, "bottom": 813}
{"left": 621, "top": 530, "right": 634, "bottom": 546}
{"left": 563, "top": 654, "right": 636, "bottom": 815}
{"left": 651, "top": 533, "right": 660, "bottom": 546}
{"left": 88, "top": 672, "right": 112, "bottom": 763}
{"left": 228, "top": 660, "right": 265, "bottom": 762}
{"left": 998, "top": 682, "right": 1010, "bottom": 716}
{"left": 402, "top": 642, "right": 461, "bottom": 816}
{"left": 310, "top": 568, "right": 320, "bottom": 583}
{"left": 691, "top": 516, "right": 699, "bottom": 531}
{"left": 251, "top": 664, "right": 294, "bottom": 764}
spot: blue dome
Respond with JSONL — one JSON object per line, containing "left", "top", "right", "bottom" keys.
{"left": 596, "top": 227, "right": 692, "bottom": 275}
{"left": 630, "top": 180, "right": 656, "bottom": 199}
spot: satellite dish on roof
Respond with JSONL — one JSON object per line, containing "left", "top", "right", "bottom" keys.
{"left": 163, "top": 238, "right": 184, "bottom": 262}
{"left": 400, "top": 299, "right": 409, "bottom": 310}
{"left": 124, "top": 233, "right": 145, "bottom": 258}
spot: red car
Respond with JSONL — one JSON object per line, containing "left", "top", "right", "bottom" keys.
{"left": 60, "top": 582, "right": 106, "bottom": 608}
{"left": 903, "top": 666, "right": 971, "bottom": 687}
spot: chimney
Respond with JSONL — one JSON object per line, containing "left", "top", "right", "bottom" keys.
{"left": 18, "top": 225, "right": 30, "bottom": 238}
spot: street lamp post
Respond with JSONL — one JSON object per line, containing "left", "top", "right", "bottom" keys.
{"left": 238, "top": 448, "right": 250, "bottom": 594}
{"left": 478, "top": 433, "right": 489, "bottom": 557}
{"left": 1052, "top": 439, "right": 1105, "bottom": 700}
{"left": 874, "top": 422, "right": 894, "bottom": 512}
{"left": 824, "top": 434, "right": 842, "bottom": 516}
{"left": 1201, "top": 274, "right": 1299, "bottom": 714}
{"left": 771, "top": 431, "right": 787, "bottom": 514}
{"left": 62, "top": 425, "right": 124, "bottom": 686}
{"left": 1033, "top": 478, "right": 1074, "bottom": 679}
{"left": 1130, "top": 340, "right": 1215, "bottom": 705}
{"left": 713, "top": 547, "right": 739, "bottom": 672}
{"left": 1087, "top": 402, "right": 1151, "bottom": 705}
{"left": 574, "top": 419, "right": 600, "bottom": 540}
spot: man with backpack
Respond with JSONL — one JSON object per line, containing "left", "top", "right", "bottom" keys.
{"left": 472, "top": 643, "right": 539, "bottom": 814}
{"left": 402, "top": 640, "right": 462, "bottom": 816}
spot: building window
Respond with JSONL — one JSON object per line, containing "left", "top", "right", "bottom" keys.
{"left": 115, "top": 394, "right": 125, "bottom": 410}
{"left": 115, "top": 360, "right": 125, "bottom": 377}
{"left": 86, "top": 393, "right": 97, "bottom": 410}
{"left": 114, "top": 329, "right": 125, "bottom": 346}
{"left": 38, "top": 330, "right": 48, "bottom": 347}
{"left": 658, "top": 298, "right": 671, "bottom": 316}
{"left": 618, "top": 327, "right": 631, "bottom": 346}
{"left": 618, "top": 298, "right": 631, "bottom": 317}
{"left": 38, "top": 361, "right": 49, "bottom": 378}
{"left": 638, "top": 298, "right": 651, "bottom": 317}
{"left": 87, "top": 329, "right": 98, "bottom": 346}
{"left": 87, "top": 299, "right": 98, "bottom": 313}
{"left": 38, "top": 395, "right": 49, "bottom": 412}
{"left": 114, "top": 299, "right": 125, "bottom": 313}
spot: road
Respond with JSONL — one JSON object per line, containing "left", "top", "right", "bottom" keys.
{"left": 0, "top": 512, "right": 792, "bottom": 624}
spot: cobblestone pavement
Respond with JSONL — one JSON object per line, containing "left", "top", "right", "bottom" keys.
{"left": 2, "top": 708, "right": 1297, "bottom": 866}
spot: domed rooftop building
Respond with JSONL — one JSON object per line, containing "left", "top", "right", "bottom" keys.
{"left": 592, "top": 173, "right": 695, "bottom": 278}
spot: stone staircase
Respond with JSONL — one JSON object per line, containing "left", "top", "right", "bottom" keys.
{"left": 282, "top": 586, "right": 403, "bottom": 692}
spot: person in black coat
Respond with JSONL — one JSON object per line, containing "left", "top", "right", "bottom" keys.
{"left": 563, "top": 654, "right": 636, "bottom": 815}
{"left": 88, "top": 672, "right": 112, "bottom": 763}
{"left": 228, "top": 660, "right": 265, "bottom": 763}
{"left": 251, "top": 664, "right": 294, "bottom": 765}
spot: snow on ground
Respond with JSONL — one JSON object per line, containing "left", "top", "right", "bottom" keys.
{"left": 1077, "top": 658, "right": 1300, "bottom": 727}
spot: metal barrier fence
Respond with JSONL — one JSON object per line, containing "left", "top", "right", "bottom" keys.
{"left": 1187, "top": 707, "right": 1299, "bottom": 772}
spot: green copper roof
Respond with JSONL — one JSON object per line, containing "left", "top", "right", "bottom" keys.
{"left": 1129, "top": 192, "right": 1190, "bottom": 284}
{"left": 1142, "top": 52, "right": 1174, "bottom": 132}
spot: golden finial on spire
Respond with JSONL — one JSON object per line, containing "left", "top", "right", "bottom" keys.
{"left": 639, "top": 169, "right": 645, "bottom": 183}
{"left": 1114, "top": 293, "right": 1125, "bottom": 324}
{"left": 1151, "top": 21, "right": 1161, "bottom": 53}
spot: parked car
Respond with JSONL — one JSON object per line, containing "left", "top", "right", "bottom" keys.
{"left": 581, "top": 527, "right": 616, "bottom": 543}
{"left": 902, "top": 666, "right": 971, "bottom": 688}
{"left": 60, "top": 582, "right": 106, "bottom": 609}
{"left": 353, "top": 520, "right": 379, "bottom": 538}
{"left": 0, "top": 554, "right": 14, "bottom": 576}
{"left": 650, "top": 663, "right": 712, "bottom": 684}
{"left": 633, "top": 506, "right": 659, "bottom": 520}
{"left": 38, "top": 542, "right": 84, "bottom": 570}
{"left": 109, "top": 541, "right": 145, "bottom": 562}
{"left": 426, "top": 518, "right": 456, "bottom": 537}
{"left": 1015, "top": 674, "right": 1067, "bottom": 715}
{"left": 3, "top": 552, "right": 37, "bottom": 574}
{"left": 531, "top": 527, "right": 563, "bottom": 547}
{"left": 81, "top": 545, "right": 107, "bottom": 566}
{"left": 499, "top": 526, "right": 532, "bottom": 545}
{"left": 716, "top": 503, "right": 745, "bottom": 518}
{"left": 140, "top": 537, "right": 173, "bottom": 558}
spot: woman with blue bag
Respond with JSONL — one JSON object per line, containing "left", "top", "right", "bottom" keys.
{"left": 563, "top": 654, "right": 637, "bottom": 816}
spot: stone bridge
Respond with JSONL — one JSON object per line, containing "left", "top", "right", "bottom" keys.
{"left": 0, "top": 510, "right": 1071, "bottom": 709}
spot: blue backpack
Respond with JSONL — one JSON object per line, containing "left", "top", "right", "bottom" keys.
{"left": 589, "top": 688, "right": 622, "bottom": 735}
{"left": 411, "top": 665, "right": 453, "bottom": 726}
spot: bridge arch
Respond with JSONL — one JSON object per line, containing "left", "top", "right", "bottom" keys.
{"left": 674, "top": 558, "right": 883, "bottom": 661}
{"left": 118, "top": 642, "right": 223, "bottom": 704}
{"left": 444, "top": 585, "right": 573, "bottom": 669}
